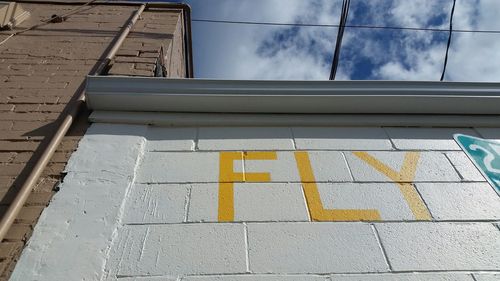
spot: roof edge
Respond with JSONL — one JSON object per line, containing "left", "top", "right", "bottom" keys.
{"left": 85, "top": 76, "right": 500, "bottom": 115}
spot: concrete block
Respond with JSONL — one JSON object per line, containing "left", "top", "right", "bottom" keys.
{"left": 375, "top": 223, "right": 500, "bottom": 271}
{"left": 247, "top": 223, "right": 387, "bottom": 273}
{"left": 384, "top": 127, "right": 478, "bottom": 150}
{"left": 183, "top": 276, "right": 327, "bottom": 281}
{"left": 473, "top": 274, "right": 500, "bottom": 281}
{"left": 122, "top": 184, "right": 189, "bottom": 224}
{"left": 243, "top": 151, "right": 351, "bottom": 183}
{"left": 475, "top": 128, "right": 500, "bottom": 141}
{"left": 110, "top": 224, "right": 247, "bottom": 276}
{"left": 293, "top": 127, "right": 392, "bottom": 150}
{"left": 330, "top": 274, "right": 474, "bottom": 281}
{"left": 186, "top": 184, "right": 218, "bottom": 222}
{"left": 197, "top": 127, "right": 294, "bottom": 151}
{"left": 416, "top": 183, "right": 500, "bottom": 220}
{"left": 65, "top": 123, "right": 147, "bottom": 175}
{"left": 137, "top": 152, "right": 240, "bottom": 183}
{"left": 243, "top": 151, "right": 300, "bottom": 182}
{"left": 345, "top": 151, "right": 460, "bottom": 182}
{"left": 188, "top": 183, "right": 309, "bottom": 222}
{"left": 308, "top": 152, "right": 353, "bottom": 182}
{"left": 445, "top": 152, "right": 486, "bottom": 182}
{"left": 145, "top": 126, "right": 196, "bottom": 151}
{"left": 317, "top": 183, "right": 414, "bottom": 221}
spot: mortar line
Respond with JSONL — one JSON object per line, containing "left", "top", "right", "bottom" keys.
{"left": 371, "top": 223, "right": 393, "bottom": 271}
{"left": 443, "top": 152, "right": 465, "bottom": 181}
{"left": 146, "top": 149, "right": 466, "bottom": 153}
{"left": 289, "top": 127, "right": 298, "bottom": 150}
{"left": 123, "top": 219, "right": 500, "bottom": 226}
{"left": 115, "top": 270, "right": 500, "bottom": 278}
{"left": 183, "top": 185, "right": 193, "bottom": 223}
{"left": 340, "top": 151, "right": 355, "bottom": 181}
{"left": 381, "top": 126, "right": 398, "bottom": 151}
{"left": 243, "top": 222, "right": 251, "bottom": 273}
{"left": 141, "top": 180, "right": 483, "bottom": 185}
{"left": 411, "top": 182, "right": 435, "bottom": 221}
{"left": 193, "top": 127, "right": 200, "bottom": 151}
{"left": 298, "top": 179, "right": 312, "bottom": 221}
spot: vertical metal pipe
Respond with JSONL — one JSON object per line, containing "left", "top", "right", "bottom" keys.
{"left": 0, "top": 4, "right": 145, "bottom": 242}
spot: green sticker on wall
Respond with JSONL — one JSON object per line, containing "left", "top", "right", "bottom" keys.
{"left": 454, "top": 134, "right": 500, "bottom": 193}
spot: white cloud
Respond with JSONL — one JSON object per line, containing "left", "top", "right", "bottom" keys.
{"left": 191, "top": 0, "right": 342, "bottom": 80}
{"left": 188, "top": 0, "right": 500, "bottom": 81}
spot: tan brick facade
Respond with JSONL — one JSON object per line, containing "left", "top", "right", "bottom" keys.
{"left": 0, "top": 1, "right": 190, "bottom": 279}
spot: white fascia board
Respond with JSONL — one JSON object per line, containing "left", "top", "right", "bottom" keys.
{"left": 85, "top": 76, "right": 500, "bottom": 114}
{"left": 89, "top": 111, "right": 500, "bottom": 128}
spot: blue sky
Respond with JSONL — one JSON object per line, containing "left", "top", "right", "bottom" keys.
{"left": 167, "top": 0, "right": 500, "bottom": 81}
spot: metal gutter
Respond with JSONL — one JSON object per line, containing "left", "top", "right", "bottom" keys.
{"left": 86, "top": 76, "right": 500, "bottom": 114}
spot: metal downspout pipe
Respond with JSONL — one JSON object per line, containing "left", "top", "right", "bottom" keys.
{"left": 0, "top": 4, "right": 146, "bottom": 242}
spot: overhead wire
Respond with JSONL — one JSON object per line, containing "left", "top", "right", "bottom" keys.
{"left": 192, "top": 19, "right": 500, "bottom": 34}
{"left": 440, "top": 0, "right": 457, "bottom": 81}
{"left": 329, "top": 0, "right": 350, "bottom": 80}
{"left": 0, "top": 0, "right": 99, "bottom": 46}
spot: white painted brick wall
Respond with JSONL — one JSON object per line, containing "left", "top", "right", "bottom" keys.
{"left": 384, "top": 127, "right": 478, "bottom": 150}
{"left": 292, "top": 127, "right": 393, "bottom": 150}
{"left": 375, "top": 223, "right": 500, "bottom": 271}
{"left": 11, "top": 124, "right": 149, "bottom": 281}
{"left": 247, "top": 223, "right": 388, "bottom": 273}
{"left": 198, "top": 127, "right": 294, "bottom": 150}
{"left": 444, "top": 151, "right": 486, "bottom": 182}
{"left": 110, "top": 224, "right": 247, "bottom": 276}
{"left": 187, "top": 183, "right": 309, "bottom": 222}
{"left": 345, "top": 151, "right": 461, "bottom": 182}
{"left": 416, "top": 183, "right": 500, "bottom": 220}
{"left": 473, "top": 274, "right": 500, "bottom": 281}
{"left": 330, "top": 274, "right": 474, "bottom": 281}
{"left": 12, "top": 124, "right": 500, "bottom": 281}
{"left": 137, "top": 152, "right": 233, "bottom": 183}
{"left": 122, "top": 184, "right": 190, "bottom": 224}
{"left": 145, "top": 127, "right": 196, "bottom": 151}
{"left": 317, "top": 183, "right": 414, "bottom": 221}
{"left": 183, "top": 276, "right": 327, "bottom": 281}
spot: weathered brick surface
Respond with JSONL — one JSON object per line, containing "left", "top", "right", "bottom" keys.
{"left": 0, "top": 3, "right": 187, "bottom": 280}
{"left": 108, "top": 10, "right": 185, "bottom": 77}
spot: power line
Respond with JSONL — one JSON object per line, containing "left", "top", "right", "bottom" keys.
{"left": 441, "top": 0, "right": 456, "bottom": 81}
{"left": 0, "top": 0, "right": 99, "bottom": 46}
{"left": 192, "top": 19, "right": 500, "bottom": 35}
{"left": 330, "top": 0, "right": 350, "bottom": 80}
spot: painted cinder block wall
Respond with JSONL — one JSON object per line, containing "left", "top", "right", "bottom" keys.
{"left": 10, "top": 123, "right": 500, "bottom": 280}
{"left": 0, "top": 1, "right": 189, "bottom": 279}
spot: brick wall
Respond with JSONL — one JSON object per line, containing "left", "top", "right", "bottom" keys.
{"left": 109, "top": 8, "right": 186, "bottom": 77}
{"left": 0, "top": 2, "right": 188, "bottom": 279}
